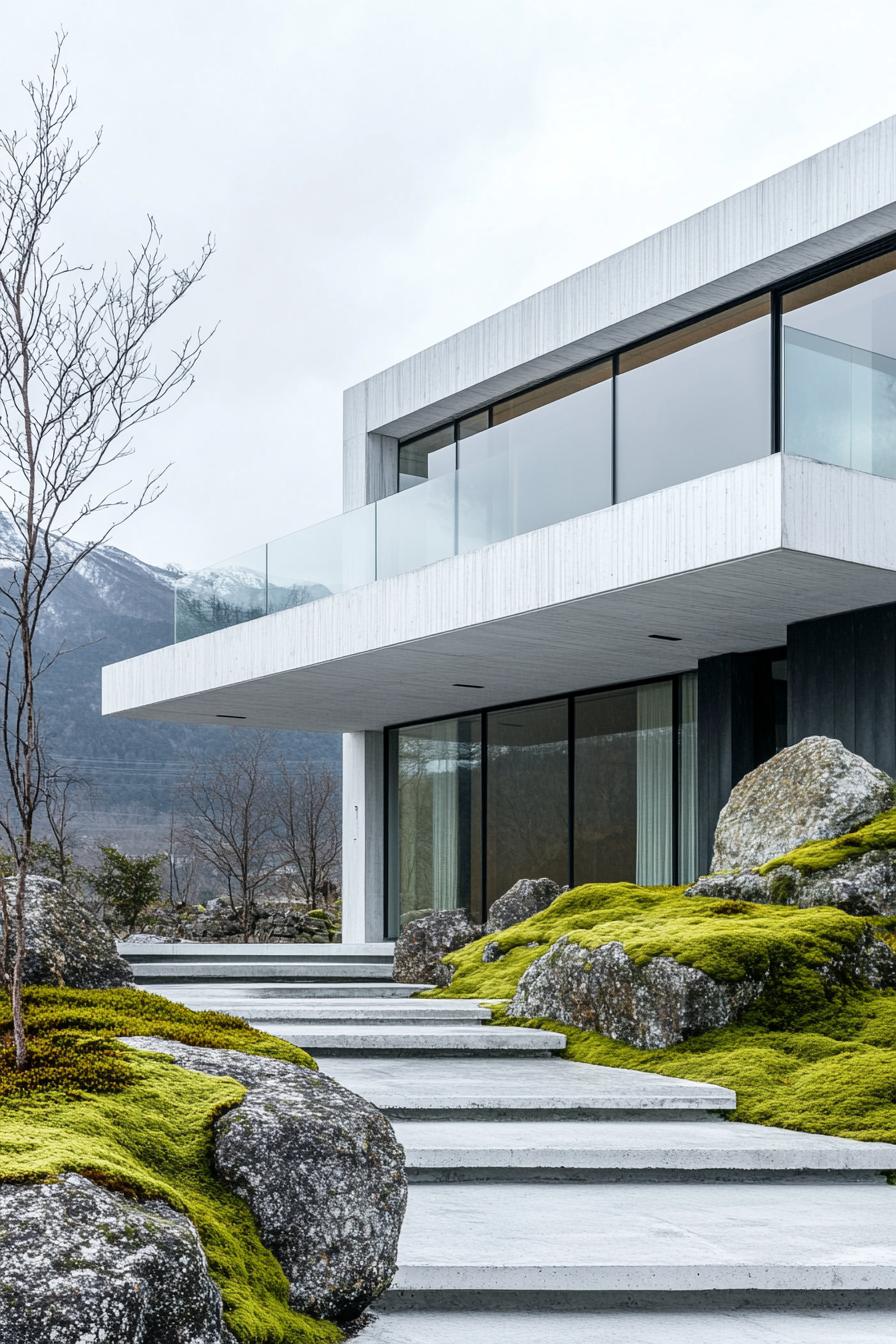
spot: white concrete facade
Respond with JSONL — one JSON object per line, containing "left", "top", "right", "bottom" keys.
{"left": 102, "top": 115, "right": 896, "bottom": 940}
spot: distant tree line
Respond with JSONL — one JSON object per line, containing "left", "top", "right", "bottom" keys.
{"left": 1, "top": 730, "right": 341, "bottom": 942}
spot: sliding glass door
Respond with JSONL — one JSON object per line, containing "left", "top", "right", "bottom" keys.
{"left": 574, "top": 682, "right": 674, "bottom": 887}
{"left": 386, "top": 672, "right": 704, "bottom": 934}
{"left": 387, "top": 716, "right": 482, "bottom": 932}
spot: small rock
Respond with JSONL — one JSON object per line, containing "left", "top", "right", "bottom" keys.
{"left": 1, "top": 876, "right": 133, "bottom": 988}
{"left": 121, "top": 1038, "right": 407, "bottom": 1323}
{"left": 0, "top": 1173, "right": 229, "bottom": 1343}
{"left": 485, "top": 877, "right": 562, "bottom": 933}
{"left": 711, "top": 736, "right": 894, "bottom": 871}
{"left": 392, "top": 908, "right": 482, "bottom": 986}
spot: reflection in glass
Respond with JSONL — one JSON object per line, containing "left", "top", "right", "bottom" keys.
{"left": 457, "top": 374, "right": 612, "bottom": 552}
{"left": 783, "top": 253, "right": 896, "bottom": 479}
{"left": 486, "top": 700, "right": 568, "bottom": 906}
{"left": 616, "top": 298, "right": 771, "bottom": 501}
{"left": 174, "top": 544, "right": 267, "bottom": 641}
{"left": 267, "top": 505, "right": 376, "bottom": 613}
{"left": 388, "top": 718, "right": 482, "bottom": 930}
{"left": 574, "top": 682, "right": 673, "bottom": 887}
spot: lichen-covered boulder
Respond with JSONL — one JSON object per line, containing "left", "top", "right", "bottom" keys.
{"left": 0, "top": 1173, "right": 231, "bottom": 1344}
{"left": 392, "top": 907, "right": 482, "bottom": 986}
{"left": 122, "top": 1038, "right": 406, "bottom": 1324}
{"left": 689, "top": 853, "right": 896, "bottom": 918}
{"left": 793, "top": 850, "right": 896, "bottom": 916}
{"left": 508, "top": 927, "right": 896, "bottom": 1048}
{"left": 485, "top": 877, "right": 562, "bottom": 933}
{"left": 712, "top": 736, "right": 894, "bottom": 871}
{"left": 509, "top": 936, "right": 763, "bottom": 1047}
{"left": 1, "top": 875, "right": 132, "bottom": 988}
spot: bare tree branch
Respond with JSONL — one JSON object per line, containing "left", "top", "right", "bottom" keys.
{"left": 0, "top": 36, "right": 214, "bottom": 1064}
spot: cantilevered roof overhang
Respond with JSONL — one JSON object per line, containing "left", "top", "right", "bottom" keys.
{"left": 102, "top": 456, "right": 896, "bottom": 733}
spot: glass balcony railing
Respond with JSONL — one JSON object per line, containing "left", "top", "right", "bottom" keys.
{"left": 173, "top": 416, "right": 611, "bottom": 641}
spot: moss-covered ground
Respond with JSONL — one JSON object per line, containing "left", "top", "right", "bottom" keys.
{"left": 0, "top": 987, "right": 341, "bottom": 1344}
{"left": 428, "top": 879, "right": 896, "bottom": 1152}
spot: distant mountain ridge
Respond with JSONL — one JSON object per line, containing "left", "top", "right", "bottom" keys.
{"left": 0, "top": 515, "right": 339, "bottom": 852}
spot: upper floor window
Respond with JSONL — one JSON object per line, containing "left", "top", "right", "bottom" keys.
{"left": 783, "top": 250, "right": 896, "bottom": 479}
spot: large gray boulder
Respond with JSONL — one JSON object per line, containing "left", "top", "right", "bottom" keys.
{"left": 122, "top": 1037, "right": 406, "bottom": 1323}
{"left": 0, "top": 1173, "right": 231, "bottom": 1344}
{"left": 392, "top": 907, "right": 482, "bottom": 986}
{"left": 712, "top": 736, "right": 894, "bottom": 871}
{"left": 508, "top": 928, "right": 896, "bottom": 1048}
{"left": 485, "top": 877, "right": 562, "bottom": 933}
{"left": 1, "top": 875, "right": 132, "bottom": 988}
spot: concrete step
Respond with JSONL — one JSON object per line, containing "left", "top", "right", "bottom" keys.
{"left": 147, "top": 981, "right": 429, "bottom": 1000}
{"left": 390, "top": 1181, "right": 896, "bottom": 1296}
{"left": 394, "top": 1118, "right": 896, "bottom": 1181}
{"left": 263, "top": 1023, "right": 566, "bottom": 1055}
{"left": 120, "top": 941, "right": 394, "bottom": 962}
{"left": 320, "top": 1057, "right": 735, "bottom": 1118}
{"left": 359, "top": 1304, "right": 896, "bottom": 1343}
{"left": 148, "top": 998, "right": 492, "bottom": 1026}
{"left": 131, "top": 960, "right": 395, "bottom": 982}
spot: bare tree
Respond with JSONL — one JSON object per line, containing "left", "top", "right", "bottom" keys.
{"left": 273, "top": 759, "right": 341, "bottom": 910}
{"left": 0, "top": 39, "right": 213, "bottom": 1064}
{"left": 181, "top": 734, "right": 284, "bottom": 941}
{"left": 40, "top": 761, "right": 84, "bottom": 884}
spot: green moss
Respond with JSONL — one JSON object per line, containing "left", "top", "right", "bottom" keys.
{"left": 758, "top": 806, "right": 896, "bottom": 876}
{"left": 0, "top": 988, "right": 339, "bottom": 1343}
{"left": 431, "top": 882, "right": 886, "bottom": 1026}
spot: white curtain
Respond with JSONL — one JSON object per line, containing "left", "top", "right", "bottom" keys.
{"left": 678, "top": 672, "right": 699, "bottom": 883}
{"left": 430, "top": 722, "right": 459, "bottom": 911}
{"left": 635, "top": 682, "right": 673, "bottom": 885}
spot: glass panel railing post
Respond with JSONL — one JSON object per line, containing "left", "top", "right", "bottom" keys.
{"left": 264, "top": 542, "right": 270, "bottom": 616}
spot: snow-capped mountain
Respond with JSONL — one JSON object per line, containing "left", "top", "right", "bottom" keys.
{"left": 0, "top": 516, "right": 339, "bottom": 852}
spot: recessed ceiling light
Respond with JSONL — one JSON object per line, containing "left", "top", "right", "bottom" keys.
{"left": 453, "top": 682, "right": 484, "bottom": 689}
{"left": 648, "top": 634, "right": 681, "bottom": 642}
{"left": 216, "top": 713, "right": 247, "bottom": 719}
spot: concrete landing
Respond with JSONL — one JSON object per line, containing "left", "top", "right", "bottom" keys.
{"left": 360, "top": 1307, "right": 894, "bottom": 1343}
{"left": 395, "top": 1118, "right": 896, "bottom": 1178}
{"left": 269, "top": 1022, "right": 566, "bottom": 1054}
{"left": 392, "top": 1181, "right": 896, "bottom": 1293}
{"left": 321, "top": 1056, "right": 735, "bottom": 1116}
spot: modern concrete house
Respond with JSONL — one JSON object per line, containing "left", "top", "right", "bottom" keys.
{"left": 103, "top": 116, "right": 896, "bottom": 946}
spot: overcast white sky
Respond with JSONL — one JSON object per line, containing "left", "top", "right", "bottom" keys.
{"left": 2, "top": 0, "right": 896, "bottom": 569}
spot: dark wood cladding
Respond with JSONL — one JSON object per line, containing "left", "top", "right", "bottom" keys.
{"left": 697, "top": 653, "right": 759, "bottom": 871}
{"left": 788, "top": 603, "right": 896, "bottom": 778}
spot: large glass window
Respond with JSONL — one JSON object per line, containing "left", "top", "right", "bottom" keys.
{"left": 783, "top": 252, "right": 896, "bottom": 479}
{"left": 616, "top": 297, "right": 771, "bottom": 501}
{"left": 388, "top": 717, "right": 482, "bottom": 932}
{"left": 574, "top": 682, "right": 673, "bottom": 887}
{"left": 485, "top": 700, "right": 568, "bottom": 907}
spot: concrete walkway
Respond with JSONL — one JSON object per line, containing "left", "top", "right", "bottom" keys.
{"left": 138, "top": 959, "right": 896, "bottom": 1341}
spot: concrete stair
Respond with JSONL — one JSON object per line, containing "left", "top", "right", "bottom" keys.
{"left": 119, "top": 941, "right": 396, "bottom": 983}
{"left": 146, "top": 969, "right": 896, "bottom": 1341}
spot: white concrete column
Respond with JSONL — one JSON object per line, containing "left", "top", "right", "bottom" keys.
{"left": 341, "top": 730, "right": 386, "bottom": 943}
